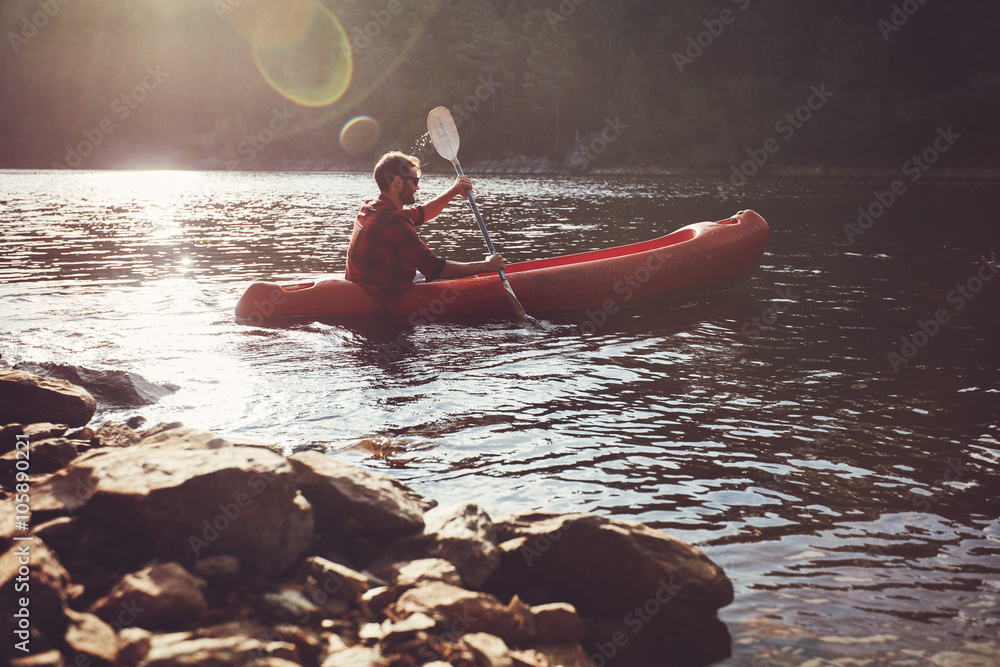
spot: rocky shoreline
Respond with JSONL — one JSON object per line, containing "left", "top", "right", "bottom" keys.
{"left": 1, "top": 366, "right": 733, "bottom": 667}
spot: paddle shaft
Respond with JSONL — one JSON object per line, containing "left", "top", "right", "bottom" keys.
{"left": 450, "top": 159, "right": 508, "bottom": 281}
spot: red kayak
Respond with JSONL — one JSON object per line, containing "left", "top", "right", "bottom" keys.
{"left": 235, "top": 209, "right": 769, "bottom": 321}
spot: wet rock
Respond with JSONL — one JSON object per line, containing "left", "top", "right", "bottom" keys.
{"left": 0, "top": 541, "right": 70, "bottom": 642}
{"left": 387, "top": 503, "right": 499, "bottom": 589}
{"left": 319, "top": 646, "right": 388, "bottom": 667}
{"left": 190, "top": 555, "right": 241, "bottom": 585}
{"left": 64, "top": 426, "right": 95, "bottom": 444}
{"left": 316, "top": 633, "right": 350, "bottom": 663}
{"left": 13, "top": 362, "right": 179, "bottom": 407}
{"left": 0, "top": 368, "right": 96, "bottom": 427}
{"left": 289, "top": 451, "right": 428, "bottom": 536}
{"left": 0, "top": 423, "right": 25, "bottom": 455}
{"left": 0, "top": 498, "right": 18, "bottom": 552}
{"left": 461, "top": 632, "right": 512, "bottom": 667}
{"left": 138, "top": 421, "right": 185, "bottom": 439}
{"left": 490, "top": 513, "right": 733, "bottom": 660}
{"left": 64, "top": 608, "right": 118, "bottom": 667}
{"left": 262, "top": 587, "right": 322, "bottom": 622}
{"left": 9, "top": 650, "right": 66, "bottom": 667}
{"left": 29, "top": 428, "right": 314, "bottom": 576}
{"left": 139, "top": 630, "right": 298, "bottom": 667}
{"left": 89, "top": 562, "right": 208, "bottom": 631}
{"left": 246, "top": 659, "right": 305, "bottom": 667}
{"left": 95, "top": 421, "right": 142, "bottom": 448}
{"left": 270, "top": 624, "right": 323, "bottom": 665}
{"left": 127, "top": 415, "right": 148, "bottom": 429}
{"left": 23, "top": 422, "right": 69, "bottom": 441}
{"left": 30, "top": 517, "right": 81, "bottom": 556}
{"left": 375, "top": 558, "right": 463, "bottom": 588}
{"left": 381, "top": 611, "right": 437, "bottom": 642}
{"left": 303, "top": 556, "right": 381, "bottom": 606}
{"left": 118, "top": 627, "right": 154, "bottom": 666}
{"left": 393, "top": 581, "right": 522, "bottom": 642}
{"left": 0, "top": 438, "right": 79, "bottom": 479}
{"left": 516, "top": 643, "right": 590, "bottom": 667}
{"left": 530, "top": 603, "right": 585, "bottom": 643}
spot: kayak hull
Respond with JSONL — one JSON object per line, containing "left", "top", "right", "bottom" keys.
{"left": 235, "top": 209, "right": 770, "bottom": 321}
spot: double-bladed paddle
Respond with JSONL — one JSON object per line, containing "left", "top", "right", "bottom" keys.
{"left": 426, "top": 106, "right": 528, "bottom": 320}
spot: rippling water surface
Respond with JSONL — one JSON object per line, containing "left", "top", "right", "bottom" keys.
{"left": 2, "top": 170, "right": 998, "bottom": 665}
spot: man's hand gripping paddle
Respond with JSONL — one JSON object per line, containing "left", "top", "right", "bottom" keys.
{"left": 427, "top": 106, "right": 529, "bottom": 320}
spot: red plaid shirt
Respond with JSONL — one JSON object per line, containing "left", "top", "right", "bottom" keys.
{"left": 345, "top": 195, "right": 446, "bottom": 304}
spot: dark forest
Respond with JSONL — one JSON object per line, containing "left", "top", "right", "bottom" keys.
{"left": 1, "top": 0, "right": 997, "bottom": 171}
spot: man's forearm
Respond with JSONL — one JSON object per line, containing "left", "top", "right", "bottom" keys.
{"left": 438, "top": 258, "right": 493, "bottom": 279}
{"left": 421, "top": 187, "right": 465, "bottom": 220}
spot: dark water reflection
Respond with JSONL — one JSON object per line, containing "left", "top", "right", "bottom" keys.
{"left": 1, "top": 170, "right": 998, "bottom": 665}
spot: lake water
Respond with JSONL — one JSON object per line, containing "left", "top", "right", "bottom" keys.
{"left": 1, "top": 170, "right": 998, "bottom": 665}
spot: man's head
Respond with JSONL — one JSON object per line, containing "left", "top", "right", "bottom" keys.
{"left": 374, "top": 151, "right": 421, "bottom": 205}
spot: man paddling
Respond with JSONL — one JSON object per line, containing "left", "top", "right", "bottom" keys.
{"left": 346, "top": 151, "right": 504, "bottom": 307}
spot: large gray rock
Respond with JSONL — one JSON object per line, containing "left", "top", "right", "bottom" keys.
{"left": 374, "top": 558, "right": 462, "bottom": 589}
{"left": 393, "top": 581, "right": 524, "bottom": 643}
{"left": 386, "top": 503, "right": 499, "bottom": 589}
{"left": 14, "top": 362, "right": 178, "bottom": 407}
{"left": 64, "top": 609, "right": 118, "bottom": 667}
{"left": 138, "top": 628, "right": 298, "bottom": 667}
{"left": 28, "top": 427, "right": 314, "bottom": 577}
{"left": 94, "top": 421, "right": 142, "bottom": 448}
{"left": 303, "top": 556, "right": 381, "bottom": 607}
{"left": 489, "top": 513, "right": 733, "bottom": 661}
{"left": 0, "top": 438, "right": 79, "bottom": 479}
{"left": 530, "top": 602, "right": 585, "bottom": 643}
{"left": 9, "top": 650, "right": 68, "bottom": 666}
{"left": 459, "top": 633, "right": 511, "bottom": 667}
{"left": 289, "top": 451, "right": 428, "bottom": 536}
{"left": 0, "top": 369, "right": 96, "bottom": 427}
{"left": 89, "top": 562, "right": 208, "bottom": 631}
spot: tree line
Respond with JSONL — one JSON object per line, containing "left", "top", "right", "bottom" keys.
{"left": 0, "top": 0, "right": 997, "bottom": 170}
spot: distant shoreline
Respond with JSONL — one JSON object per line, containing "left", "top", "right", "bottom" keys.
{"left": 4, "top": 160, "right": 999, "bottom": 182}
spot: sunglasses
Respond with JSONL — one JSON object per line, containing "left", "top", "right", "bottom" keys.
{"left": 400, "top": 175, "right": 420, "bottom": 186}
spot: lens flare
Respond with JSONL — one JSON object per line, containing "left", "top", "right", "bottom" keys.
{"left": 339, "top": 116, "right": 380, "bottom": 155}
{"left": 251, "top": 1, "right": 353, "bottom": 108}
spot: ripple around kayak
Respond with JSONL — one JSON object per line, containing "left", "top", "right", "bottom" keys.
{"left": 234, "top": 209, "right": 770, "bottom": 321}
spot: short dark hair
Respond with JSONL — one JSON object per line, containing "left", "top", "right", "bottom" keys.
{"left": 373, "top": 152, "right": 420, "bottom": 193}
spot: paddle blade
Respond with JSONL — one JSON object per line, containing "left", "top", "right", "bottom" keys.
{"left": 427, "top": 106, "right": 460, "bottom": 161}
